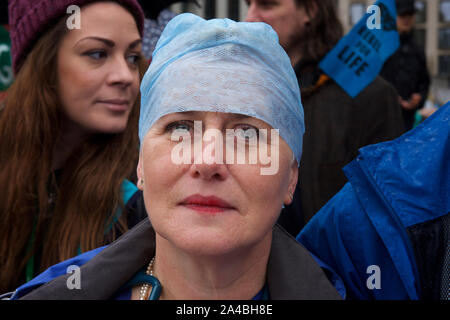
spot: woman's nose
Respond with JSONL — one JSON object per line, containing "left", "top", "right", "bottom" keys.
{"left": 188, "top": 139, "right": 229, "bottom": 181}
{"left": 107, "top": 56, "right": 135, "bottom": 88}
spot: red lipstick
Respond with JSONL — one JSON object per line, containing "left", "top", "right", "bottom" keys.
{"left": 180, "top": 194, "right": 234, "bottom": 214}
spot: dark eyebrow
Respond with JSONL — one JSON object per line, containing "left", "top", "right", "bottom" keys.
{"left": 169, "top": 111, "right": 198, "bottom": 117}
{"left": 76, "top": 37, "right": 115, "bottom": 47}
{"left": 227, "top": 113, "right": 253, "bottom": 121}
{"left": 170, "top": 112, "right": 253, "bottom": 120}
{"left": 75, "top": 37, "right": 142, "bottom": 49}
{"left": 129, "top": 39, "right": 142, "bottom": 49}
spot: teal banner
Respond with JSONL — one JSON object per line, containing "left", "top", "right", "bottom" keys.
{"left": 0, "top": 25, "right": 13, "bottom": 91}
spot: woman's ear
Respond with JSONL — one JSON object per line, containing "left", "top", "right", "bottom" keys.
{"left": 305, "top": 0, "right": 319, "bottom": 21}
{"left": 137, "top": 154, "right": 144, "bottom": 191}
{"left": 284, "top": 159, "right": 298, "bottom": 205}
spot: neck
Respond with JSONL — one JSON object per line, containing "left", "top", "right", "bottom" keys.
{"left": 151, "top": 233, "right": 272, "bottom": 300}
{"left": 283, "top": 39, "right": 303, "bottom": 67}
{"left": 288, "top": 49, "right": 302, "bottom": 68}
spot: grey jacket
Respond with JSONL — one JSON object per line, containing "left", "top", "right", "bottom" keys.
{"left": 19, "top": 219, "right": 341, "bottom": 300}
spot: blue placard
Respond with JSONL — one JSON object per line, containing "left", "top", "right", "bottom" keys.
{"left": 319, "top": 0, "right": 399, "bottom": 97}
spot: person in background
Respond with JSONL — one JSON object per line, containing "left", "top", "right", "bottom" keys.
{"left": 0, "top": 0, "right": 148, "bottom": 295}
{"left": 380, "top": 0, "right": 430, "bottom": 131}
{"left": 138, "top": 0, "right": 199, "bottom": 60}
{"left": 10, "top": 13, "right": 341, "bottom": 301}
{"left": 245, "top": 0, "right": 405, "bottom": 234}
{"left": 298, "top": 102, "right": 449, "bottom": 300}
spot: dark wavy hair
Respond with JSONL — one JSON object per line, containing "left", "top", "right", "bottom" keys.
{"left": 138, "top": 0, "right": 199, "bottom": 19}
{"left": 0, "top": 13, "right": 148, "bottom": 293}
{"left": 295, "top": 0, "right": 344, "bottom": 63}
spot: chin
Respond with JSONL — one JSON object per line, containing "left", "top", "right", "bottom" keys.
{"left": 170, "top": 229, "right": 244, "bottom": 257}
{"left": 104, "top": 126, "right": 127, "bottom": 134}
{"left": 96, "top": 122, "right": 128, "bottom": 134}
{"left": 180, "top": 242, "right": 239, "bottom": 257}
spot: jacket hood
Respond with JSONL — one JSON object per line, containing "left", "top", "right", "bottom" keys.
{"left": 342, "top": 102, "right": 449, "bottom": 298}
{"left": 344, "top": 102, "right": 449, "bottom": 228}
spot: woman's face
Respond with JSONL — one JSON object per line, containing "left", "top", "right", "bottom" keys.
{"left": 138, "top": 112, "right": 298, "bottom": 256}
{"left": 57, "top": 2, "right": 141, "bottom": 135}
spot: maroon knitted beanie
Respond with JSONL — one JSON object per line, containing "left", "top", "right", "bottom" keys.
{"left": 9, "top": 0, "right": 145, "bottom": 73}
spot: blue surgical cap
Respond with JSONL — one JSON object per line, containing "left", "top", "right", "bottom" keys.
{"left": 139, "top": 13, "right": 305, "bottom": 165}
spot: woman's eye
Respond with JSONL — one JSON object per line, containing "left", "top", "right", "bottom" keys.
{"left": 235, "top": 125, "right": 258, "bottom": 140}
{"left": 166, "top": 121, "right": 194, "bottom": 135}
{"left": 126, "top": 54, "right": 141, "bottom": 65}
{"left": 85, "top": 50, "right": 107, "bottom": 60}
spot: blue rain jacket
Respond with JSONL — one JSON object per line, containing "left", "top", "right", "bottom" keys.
{"left": 9, "top": 246, "right": 107, "bottom": 299}
{"left": 297, "top": 102, "right": 449, "bottom": 299}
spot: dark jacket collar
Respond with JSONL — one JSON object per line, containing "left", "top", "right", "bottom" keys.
{"left": 267, "top": 225, "right": 341, "bottom": 299}
{"left": 293, "top": 59, "right": 332, "bottom": 101}
{"left": 21, "top": 219, "right": 340, "bottom": 300}
{"left": 293, "top": 59, "right": 321, "bottom": 89}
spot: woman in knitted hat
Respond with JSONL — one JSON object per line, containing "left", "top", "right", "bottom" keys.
{"left": 0, "top": 0, "right": 148, "bottom": 294}
{"left": 10, "top": 13, "right": 342, "bottom": 300}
